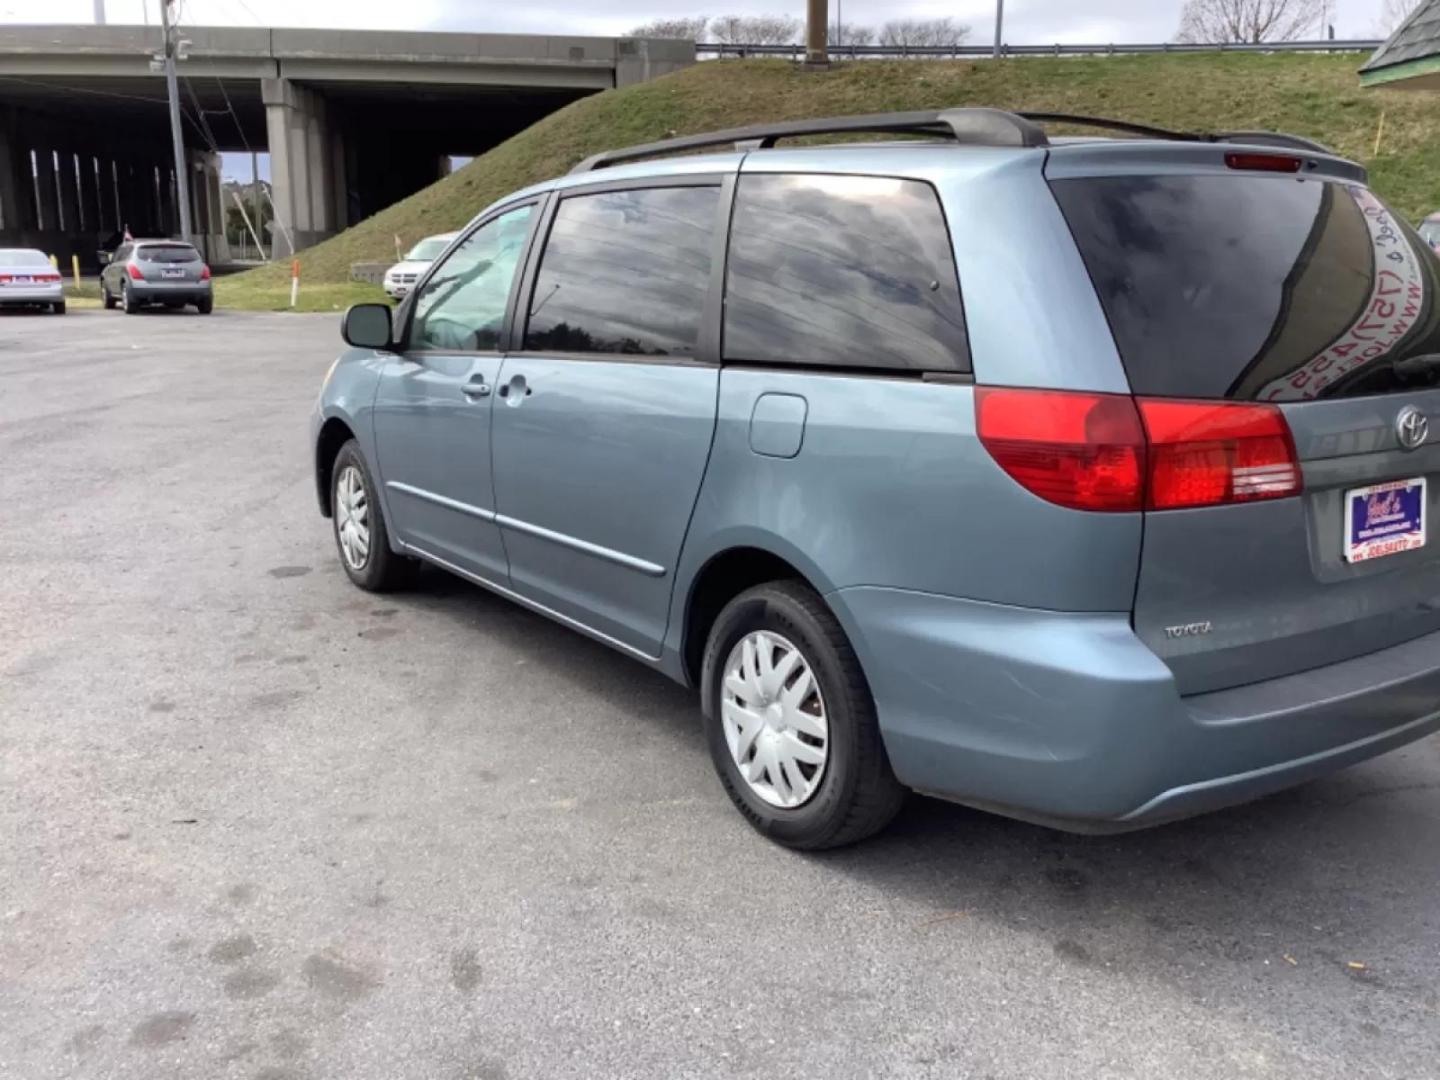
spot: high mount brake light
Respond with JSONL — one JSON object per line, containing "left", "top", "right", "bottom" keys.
{"left": 1225, "top": 152, "right": 1303, "bottom": 174}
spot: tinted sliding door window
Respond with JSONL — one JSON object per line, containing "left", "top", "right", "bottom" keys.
{"left": 524, "top": 186, "right": 720, "bottom": 357}
{"left": 724, "top": 173, "right": 970, "bottom": 373}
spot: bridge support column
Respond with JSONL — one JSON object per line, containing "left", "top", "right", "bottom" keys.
{"left": 0, "top": 109, "right": 33, "bottom": 235}
{"left": 263, "top": 78, "right": 341, "bottom": 257}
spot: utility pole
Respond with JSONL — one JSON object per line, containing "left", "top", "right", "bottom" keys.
{"left": 805, "top": 0, "right": 828, "bottom": 65}
{"left": 93, "top": 0, "right": 105, "bottom": 25}
{"left": 159, "top": 0, "right": 192, "bottom": 243}
{"left": 993, "top": 0, "right": 1005, "bottom": 58}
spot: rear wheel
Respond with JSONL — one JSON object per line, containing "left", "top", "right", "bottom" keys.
{"left": 330, "top": 440, "right": 412, "bottom": 592}
{"left": 121, "top": 282, "right": 138, "bottom": 315}
{"left": 52, "top": 301, "right": 66, "bottom": 315}
{"left": 701, "top": 581, "right": 905, "bottom": 849}
{"left": 196, "top": 296, "right": 213, "bottom": 315}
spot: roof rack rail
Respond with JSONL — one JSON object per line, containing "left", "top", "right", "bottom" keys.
{"left": 568, "top": 108, "right": 1336, "bottom": 174}
{"left": 568, "top": 107, "right": 1049, "bottom": 173}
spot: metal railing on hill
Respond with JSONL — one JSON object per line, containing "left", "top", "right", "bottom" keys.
{"left": 696, "top": 39, "right": 1383, "bottom": 60}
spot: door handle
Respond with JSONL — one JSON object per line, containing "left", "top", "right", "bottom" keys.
{"left": 462, "top": 380, "right": 491, "bottom": 399}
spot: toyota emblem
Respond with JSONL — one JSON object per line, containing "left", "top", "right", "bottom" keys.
{"left": 1396, "top": 406, "right": 1429, "bottom": 451}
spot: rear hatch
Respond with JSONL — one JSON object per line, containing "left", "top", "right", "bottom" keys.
{"left": 1049, "top": 147, "right": 1440, "bottom": 694}
{"left": 137, "top": 243, "right": 205, "bottom": 283}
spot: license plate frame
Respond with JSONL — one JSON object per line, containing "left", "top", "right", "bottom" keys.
{"left": 161, "top": 269, "right": 186, "bottom": 279}
{"left": 1344, "top": 477, "right": 1427, "bottom": 563}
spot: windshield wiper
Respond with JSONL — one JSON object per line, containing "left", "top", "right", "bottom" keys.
{"left": 1393, "top": 353, "right": 1440, "bottom": 385}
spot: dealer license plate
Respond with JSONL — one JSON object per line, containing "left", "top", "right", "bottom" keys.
{"left": 1344, "top": 478, "right": 1427, "bottom": 563}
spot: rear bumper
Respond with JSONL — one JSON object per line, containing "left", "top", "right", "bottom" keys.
{"left": 129, "top": 283, "right": 211, "bottom": 303}
{"left": 0, "top": 285, "right": 63, "bottom": 305}
{"left": 831, "top": 586, "right": 1440, "bottom": 831}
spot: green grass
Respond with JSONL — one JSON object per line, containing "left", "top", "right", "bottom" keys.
{"left": 215, "top": 277, "right": 388, "bottom": 313}
{"left": 218, "top": 52, "right": 1440, "bottom": 307}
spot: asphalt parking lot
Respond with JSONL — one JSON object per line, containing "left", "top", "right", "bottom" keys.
{"left": 2, "top": 307, "right": 1438, "bottom": 1080}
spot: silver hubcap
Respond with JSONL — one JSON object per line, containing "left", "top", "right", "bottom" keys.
{"left": 721, "top": 630, "right": 828, "bottom": 809}
{"left": 334, "top": 465, "right": 370, "bottom": 571}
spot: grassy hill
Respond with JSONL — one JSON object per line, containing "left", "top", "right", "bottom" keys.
{"left": 217, "top": 52, "right": 1440, "bottom": 310}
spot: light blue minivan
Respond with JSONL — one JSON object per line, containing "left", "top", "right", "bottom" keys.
{"left": 312, "top": 109, "right": 1440, "bottom": 847}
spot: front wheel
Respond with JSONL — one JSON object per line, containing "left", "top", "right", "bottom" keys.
{"left": 102, "top": 282, "right": 116, "bottom": 310}
{"left": 330, "top": 440, "right": 412, "bottom": 592}
{"left": 701, "top": 581, "right": 905, "bottom": 849}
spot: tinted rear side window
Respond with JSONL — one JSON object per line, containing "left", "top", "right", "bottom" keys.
{"left": 1053, "top": 175, "right": 1440, "bottom": 400}
{"left": 524, "top": 186, "right": 718, "bottom": 357}
{"left": 724, "top": 174, "right": 970, "bottom": 373}
{"left": 138, "top": 244, "right": 200, "bottom": 264}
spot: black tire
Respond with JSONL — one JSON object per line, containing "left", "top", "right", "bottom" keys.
{"left": 196, "top": 296, "right": 213, "bottom": 315}
{"left": 121, "top": 282, "right": 138, "bottom": 315}
{"left": 102, "top": 283, "right": 116, "bottom": 310}
{"left": 52, "top": 301, "right": 66, "bottom": 315}
{"left": 330, "top": 440, "right": 413, "bottom": 592}
{"left": 700, "top": 581, "right": 905, "bottom": 850}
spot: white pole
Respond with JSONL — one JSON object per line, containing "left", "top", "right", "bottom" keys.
{"left": 994, "top": 0, "right": 1004, "bottom": 58}
{"left": 231, "top": 191, "right": 266, "bottom": 262}
{"left": 93, "top": 0, "right": 106, "bottom": 25}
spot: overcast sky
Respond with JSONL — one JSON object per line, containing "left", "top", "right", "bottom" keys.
{"left": 0, "top": 0, "right": 1400, "bottom": 41}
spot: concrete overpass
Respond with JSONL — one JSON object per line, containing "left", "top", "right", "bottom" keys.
{"left": 0, "top": 25, "right": 693, "bottom": 266}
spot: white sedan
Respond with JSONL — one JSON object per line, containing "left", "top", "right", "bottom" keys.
{"left": 0, "top": 248, "right": 65, "bottom": 313}
{"left": 383, "top": 232, "right": 457, "bottom": 300}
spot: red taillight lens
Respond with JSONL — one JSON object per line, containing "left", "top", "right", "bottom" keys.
{"left": 976, "top": 389, "right": 1145, "bottom": 512}
{"left": 37, "top": 273, "right": 61, "bottom": 283}
{"left": 1138, "top": 399, "right": 1300, "bottom": 510}
{"left": 1225, "top": 151, "right": 1302, "bottom": 174}
{"left": 200, "top": 265, "right": 212, "bottom": 280}
{"left": 126, "top": 264, "right": 145, "bottom": 281}
{"left": 976, "top": 389, "right": 1301, "bottom": 513}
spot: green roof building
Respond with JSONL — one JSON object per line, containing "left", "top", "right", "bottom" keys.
{"left": 1361, "top": 0, "right": 1440, "bottom": 89}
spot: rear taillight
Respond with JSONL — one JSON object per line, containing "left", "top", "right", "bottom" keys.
{"left": 976, "top": 389, "right": 1301, "bottom": 513}
{"left": 126, "top": 264, "right": 145, "bottom": 281}
{"left": 200, "top": 265, "right": 212, "bottom": 281}
{"left": 37, "top": 272, "right": 61, "bottom": 283}
{"left": 975, "top": 389, "right": 1145, "bottom": 512}
{"left": 1138, "top": 399, "right": 1300, "bottom": 510}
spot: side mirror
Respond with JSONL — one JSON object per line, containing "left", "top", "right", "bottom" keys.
{"left": 97, "top": 251, "right": 111, "bottom": 266}
{"left": 342, "top": 303, "right": 393, "bottom": 350}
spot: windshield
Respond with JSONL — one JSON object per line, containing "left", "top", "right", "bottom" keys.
{"left": 0, "top": 249, "right": 51, "bottom": 267}
{"left": 1052, "top": 175, "right": 1440, "bottom": 400}
{"left": 405, "top": 238, "right": 452, "bottom": 262}
{"left": 137, "top": 244, "right": 201, "bottom": 264}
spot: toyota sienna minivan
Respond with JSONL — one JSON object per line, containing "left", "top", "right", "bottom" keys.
{"left": 310, "top": 108, "right": 1440, "bottom": 848}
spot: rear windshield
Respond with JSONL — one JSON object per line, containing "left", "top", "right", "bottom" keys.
{"left": 1053, "top": 176, "right": 1440, "bottom": 400}
{"left": 137, "top": 244, "right": 200, "bottom": 264}
{"left": 0, "top": 250, "right": 50, "bottom": 267}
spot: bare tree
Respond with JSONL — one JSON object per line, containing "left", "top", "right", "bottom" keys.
{"left": 878, "top": 17, "right": 971, "bottom": 48}
{"left": 833, "top": 22, "right": 876, "bottom": 47}
{"left": 1176, "top": 0, "right": 1324, "bottom": 43}
{"left": 1378, "top": 0, "right": 1421, "bottom": 33}
{"left": 708, "top": 14, "right": 803, "bottom": 45}
{"left": 628, "top": 16, "right": 710, "bottom": 40}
